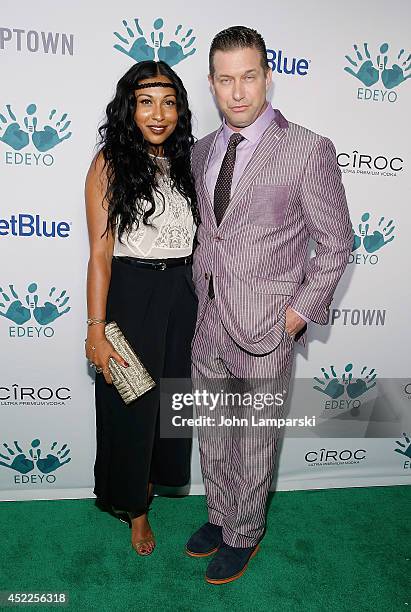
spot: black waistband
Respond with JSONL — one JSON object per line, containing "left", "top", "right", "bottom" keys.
{"left": 113, "top": 255, "right": 192, "bottom": 271}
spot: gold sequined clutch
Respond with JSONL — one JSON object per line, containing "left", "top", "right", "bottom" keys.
{"left": 105, "top": 321, "right": 156, "bottom": 404}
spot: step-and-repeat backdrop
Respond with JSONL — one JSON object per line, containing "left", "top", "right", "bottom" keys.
{"left": 1, "top": 0, "right": 410, "bottom": 500}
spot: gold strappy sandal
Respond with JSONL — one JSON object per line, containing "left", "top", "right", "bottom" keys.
{"left": 132, "top": 532, "right": 156, "bottom": 556}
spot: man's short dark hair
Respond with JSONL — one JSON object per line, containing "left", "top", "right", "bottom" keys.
{"left": 209, "top": 25, "right": 269, "bottom": 76}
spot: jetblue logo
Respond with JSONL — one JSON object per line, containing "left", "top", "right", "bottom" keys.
{"left": 0, "top": 27, "right": 74, "bottom": 55}
{"left": 267, "top": 48, "right": 310, "bottom": 76}
{"left": 0, "top": 214, "right": 71, "bottom": 238}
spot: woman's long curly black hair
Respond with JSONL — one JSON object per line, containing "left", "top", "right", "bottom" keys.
{"left": 98, "top": 61, "right": 198, "bottom": 241}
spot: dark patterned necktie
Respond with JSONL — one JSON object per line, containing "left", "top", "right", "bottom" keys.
{"left": 213, "top": 133, "right": 244, "bottom": 226}
{"left": 208, "top": 132, "right": 244, "bottom": 298}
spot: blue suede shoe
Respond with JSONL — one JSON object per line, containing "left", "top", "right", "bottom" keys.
{"left": 205, "top": 542, "right": 259, "bottom": 584}
{"left": 185, "top": 522, "right": 223, "bottom": 557}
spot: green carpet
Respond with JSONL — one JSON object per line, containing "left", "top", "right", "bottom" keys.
{"left": 0, "top": 486, "right": 409, "bottom": 611}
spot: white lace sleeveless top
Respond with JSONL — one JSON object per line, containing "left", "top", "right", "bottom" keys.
{"left": 113, "top": 157, "right": 195, "bottom": 259}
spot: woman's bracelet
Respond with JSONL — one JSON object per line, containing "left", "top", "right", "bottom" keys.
{"left": 87, "top": 318, "right": 107, "bottom": 326}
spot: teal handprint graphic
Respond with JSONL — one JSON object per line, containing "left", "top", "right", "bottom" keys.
{"left": 31, "top": 106, "right": 72, "bottom": 152}
{"left": 0, "top": 284, "right": 32, "bottom": 325}
{"left": 0, "top": 441, "right": 34, "bottom": 474}
{"left": 36, "top": 441, "right": 71, "bottom": 473}
{"left": 378, "top": 44, "right": 411, "bottom": 89}
{"left": 314, "top": 362, "right": 377, "bottom": 408}
{"left": 345, "top": 43, "right": 379, "bottom": 87}
{"left": 158, "top": 24, "right": 196, "bottom": 67}
{"left": 0, "top": 104, "right": 29, "bottom": 150}
{"left": 363, "top": 215, "right": 395, "bottom": 253}
{"left": 313, "top": 364, "right": 349, "bottom": 398}
{"left": 352, "top": 212, "right": 395, "bottom": 253}
{"left": 113, "top": 17, "right": 196, "bottom": 66}
{"left": 0, "top": 282, "right": 71, "bottom": 327}
{"left": 114, "top": 18, "right": 156, "bottom": 61}
{"left": 33, "top": 286, "right": 70, "bottom": 325}
{"left": 0, "top": 438, "right": 71, "bottom": 475}
{"left": 346, "top": 366, "right": 377, "bottom": 398}
{"left": 352, "top": 212, "right": 370, "bottom": 252}
{"left": 394, "top": 433, "right": 411, "bottom": 458}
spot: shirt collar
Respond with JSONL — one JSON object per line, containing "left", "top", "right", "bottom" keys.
{"left": 222, "top": 102, "right": 276, "bottom": 146}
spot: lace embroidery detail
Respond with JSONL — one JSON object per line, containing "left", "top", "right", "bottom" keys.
{"left": 113, "top": 172, "right": 194, "bottom": 258}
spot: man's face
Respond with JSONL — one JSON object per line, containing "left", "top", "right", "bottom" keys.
{"left": 209, "top": 46, "right": 272, "bottom": 131}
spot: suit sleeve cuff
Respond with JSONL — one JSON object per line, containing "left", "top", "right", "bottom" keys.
{"left": 290, "top": 307, "right": 310, "bottom": 324}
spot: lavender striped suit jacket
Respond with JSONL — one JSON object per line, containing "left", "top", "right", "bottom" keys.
{"left": 191, "top": 110, "right": 353, "bottom": 355}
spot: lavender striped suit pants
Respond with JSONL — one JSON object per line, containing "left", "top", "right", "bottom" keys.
{"left": 192, "top": 296, "right": 294, "bottom": 547}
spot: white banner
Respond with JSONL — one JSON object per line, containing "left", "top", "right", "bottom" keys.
{"left": 1, "top": 0, "right": 410, "bottom": 500}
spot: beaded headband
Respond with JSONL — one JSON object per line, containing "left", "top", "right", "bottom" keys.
{"left": 135, "top": 81, "right": 177, "bottom": 90}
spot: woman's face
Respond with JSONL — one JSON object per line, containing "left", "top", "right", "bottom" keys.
{"left": 134, "top": 75, "right": 178, "bottom": 153}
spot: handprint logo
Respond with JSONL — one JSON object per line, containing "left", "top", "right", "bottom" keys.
{"left": 0, "top": 438, "right": 71, "bottom": 475}
{"left": 0, "top": 282, "right": 70, "bottom": 328}
{"left": 377, "top": 44, "right": 411, "bottom": 89}
{"left": 346, "top": 366, "right": 377, "bottom": 398}
{"left": 0, "top": 441, "right": 34, "bottom": 474}
{"left": 394, "top": 433, "right": 411, "bottom": 459}
{"left": 0, "top": 104, "right": 30, "bottom": 151}
{"left": 114, "top": 18, "right": 156, "bottom": 61}
{"left": 31, "top": 106, "right": 72, "bottom": 152}
{"left": 0, "top": 283, "right": 34, "bottom": 325}
{"left": 313, "top": 363, "right": 351, "bottom": 399}
{"left": 158, "top": 24, "right": 196, "bottom": 67}
{"left": 36, "top": 441, "right": 72, "bottom": 473}
{"left": 345, "top": 42, "right": 411, "bottom": 91}
{"left": 345, "top": 43, "right": 379, "bottom": 87}
{"left": 352, "top": 212, "right": 395, "bottom": 253}
{"left": 32, "top": 286, "right": 70, "bottom": 325}
{"left": 113, "top": 16, "right": 196, "bottom": 66}
{"left": 0, "top": 103, "right": 71, "bottom": 152}
{"left": 313, "top": 362, "right": 377, "bottom": 402}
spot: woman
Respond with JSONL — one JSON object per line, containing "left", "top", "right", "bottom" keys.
{"left": 85, "top": 61, "right": 198, "bottom": 556}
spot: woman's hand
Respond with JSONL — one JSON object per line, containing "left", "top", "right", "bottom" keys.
{"left": 85, "top": 333, "right": 129, "bottom": 385}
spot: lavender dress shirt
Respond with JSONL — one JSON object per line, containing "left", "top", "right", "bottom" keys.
{"left": 205, "top": 102, "right": 309, "bottom": 324}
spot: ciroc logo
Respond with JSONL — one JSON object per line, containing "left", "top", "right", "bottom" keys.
{"left": 0, "top": 282, "right": 71, "bottom": 339}
{"left": 349, "top": 212, "right": 396, "bottom": 266}
{"left": 344, "top": 42, "right": 411, "bottom": 103}
{"left": 0, "top": 438, "right": 71, "bottom": 485}
{"left": 337, "top": 150, "right": 404, "bottom": 178}
{"left": 305, "top": 448, "right": 367, "bottom": 467}
{"left": 114, "top": 17, "right": 196, "bottom": 66}
{"left": 0, "top": 384, "right": 71, "bottom": 406}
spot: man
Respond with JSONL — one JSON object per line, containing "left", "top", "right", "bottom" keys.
{"left": 186, "top": 26, "right": 353, "bottom": 584}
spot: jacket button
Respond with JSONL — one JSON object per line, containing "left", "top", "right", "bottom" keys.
{"left": 205, "top": 273, "right": 209, "bottom": 280}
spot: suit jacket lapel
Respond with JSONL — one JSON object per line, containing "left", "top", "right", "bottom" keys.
{"left": 198, "top": 127, "right": 222, "bottom": 225}
{"left": 222, "top": 119, "right": 288, "bottom": 224}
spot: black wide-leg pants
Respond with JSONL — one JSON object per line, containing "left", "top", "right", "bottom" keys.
{"left": 94, "top": 257, "right": 197, "bottom": 515}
